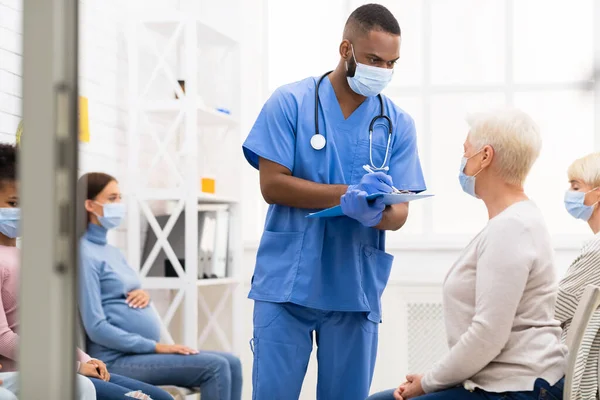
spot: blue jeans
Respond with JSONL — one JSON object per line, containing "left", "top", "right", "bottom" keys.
{"left": 367, "top": 377, "right": 564, "bottom": 400}
{"left": 89, "top": 373, "right": 172, "bottom": 400}
{"left": 107, "top": 351, "right": 243, "bottom": 400}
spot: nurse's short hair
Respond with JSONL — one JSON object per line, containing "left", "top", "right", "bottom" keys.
{"left": 466, "top": 108, "right": 542, "bottom": 186}
{"left": 345, "top": 4, "right": 401, "bottom": 38}
{"left": 568, "top": 152, "right": 600, "bottom": 188}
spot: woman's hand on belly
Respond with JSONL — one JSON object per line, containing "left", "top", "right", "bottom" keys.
{"left": 126, "top": 289, "right": 150, "bottom": 308}
{"left": 155, "top": 343, "right": 199, "bottom": 355}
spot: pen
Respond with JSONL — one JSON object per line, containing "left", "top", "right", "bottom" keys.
{"left": 362, "top": 165, "right": 402, "bottom": 194}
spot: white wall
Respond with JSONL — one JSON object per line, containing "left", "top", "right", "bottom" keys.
{"left": 0, "top": 0, "right": 141, "bottom": 253}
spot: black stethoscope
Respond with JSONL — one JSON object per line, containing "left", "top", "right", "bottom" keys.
{"left": 311, "top": 71, "right": 394, "bottom": 171}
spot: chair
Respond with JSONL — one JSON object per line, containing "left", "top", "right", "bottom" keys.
{"left": 564, "top": 285, "right": 600, "bottom": 400}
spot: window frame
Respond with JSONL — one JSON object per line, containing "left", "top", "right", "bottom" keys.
{"left": 258, "top": 0, "right": 600, "bottom": 250}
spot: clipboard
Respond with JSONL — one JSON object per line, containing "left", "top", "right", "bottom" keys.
{"left": 306, "top": 192, "right": 434, "bottom": 218}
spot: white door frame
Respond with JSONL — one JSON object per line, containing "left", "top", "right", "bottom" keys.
{"left": 19, "top": 0, "right": 79, "bottom": 398}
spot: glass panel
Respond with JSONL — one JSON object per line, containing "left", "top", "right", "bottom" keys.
{"left": 350, "top": 0, "right": 423, "bottom": 87}
{"left": 513, "top": 0, "right": 593, "bottom": 83}
{"left": 267, "top": 0, "right": 346, "bottom": 91}
{"left": 430, "top": 0, "right": 505, "bottom": 85}
{"left": 515, "top": 91, "right": 594, "bottom": 235}
{"left": 430, "top": 93, "right": 506, "bottom": 234}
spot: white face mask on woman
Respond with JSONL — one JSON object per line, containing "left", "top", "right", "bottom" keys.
{"left": 94, "top": 202, "right": 126, "bottom": 230}
{"left": 458, "top": 150, "right": 484, "bottom": 198}
{"left": 564, "top": 189, "right": 599, "bottom": 221}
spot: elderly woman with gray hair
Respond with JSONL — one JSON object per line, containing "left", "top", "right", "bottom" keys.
{"left": 368, "top": 109, "right": 567, "bottom": 400}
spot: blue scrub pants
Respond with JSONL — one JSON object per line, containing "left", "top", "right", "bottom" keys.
{"left": 251, "top": 301, "right": 379, "bottom": 400}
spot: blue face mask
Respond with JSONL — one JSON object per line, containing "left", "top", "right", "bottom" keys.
{"left": 564, "top": 190, "right": 598, "bottom": 221}
{"left": 0, "top": 208, "right": 20, "bottom": 239}
{"left": 95, "top": 202, "right": 125, "bottom": 230}
{"left": 346, "top": 45, "right": 393, "bottom": 97}
{"left": 458, "top": 151, "right": 483, "bottom": 198}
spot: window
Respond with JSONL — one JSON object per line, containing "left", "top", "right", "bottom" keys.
{"left": 267, "top": 0, "right": 347, "bottom": 92}
{"left": 262, "top": 0, "right": 598, "bottom": 245}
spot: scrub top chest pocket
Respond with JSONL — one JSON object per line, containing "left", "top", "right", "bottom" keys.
{"left": 350, "top": 127, "right": 392, "bottom": 185}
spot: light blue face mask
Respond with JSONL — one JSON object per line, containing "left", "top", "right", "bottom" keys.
{"left": 95, "top": 202, "right": 126, "bottom": 230}
{"left": 0, "top": 208, "right": 20, "bottom": 239}
{"left": 564, "top": 190, "right": 598, "bottom": 221}
{"left": 346, "top": 45, "right": 394, "bottom": 97}
{"left": 458, "top": 151, "right": 483, "bottom": 198}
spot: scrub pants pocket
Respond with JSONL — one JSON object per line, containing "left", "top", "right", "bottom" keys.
{"left": 360, "top": 244, "right": 394, "bottom": 323}
{"left": 251, "top": 302, "right": 312, "bottom": 400}
{"left": 251, "top": 337, "right": 308, "bottom": 400}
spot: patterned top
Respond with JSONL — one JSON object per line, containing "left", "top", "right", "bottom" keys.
{"left": 556, "top": 232, "right": 600, "bottom": 400}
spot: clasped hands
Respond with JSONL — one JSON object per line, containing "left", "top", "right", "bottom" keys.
{"left": 392, "top": 374, "right": 425, "bottom": 400}
{"left": 341, "top": 172, "right": 394, "bottom": 227}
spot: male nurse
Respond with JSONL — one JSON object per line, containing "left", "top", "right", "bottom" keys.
{"left": 242, "top": 4, "right": 426, "bottom": 400}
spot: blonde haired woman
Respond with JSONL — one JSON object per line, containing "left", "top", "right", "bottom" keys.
{"left": 368, "top": 109, "right": 567, "bottom": 400}
{"left": 556, "top": 152, "right": 600, "bottom": 400}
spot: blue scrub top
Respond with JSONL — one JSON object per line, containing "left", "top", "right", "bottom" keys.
{"left": 243, "top": 75, "right": 426, "bottom": 323}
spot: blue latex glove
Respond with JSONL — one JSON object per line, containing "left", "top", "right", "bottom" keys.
{"left": 340, "top": 189, "right": 386, "bottom": 227}
{"left": 350, "top": 172, "right": 393, "bottom": 195}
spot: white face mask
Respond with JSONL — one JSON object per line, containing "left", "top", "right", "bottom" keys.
{"left": 346, "top": 45, "right": 394, "bottom": 97}
{"left": 458, "top": 149, "right": 484, "bottom": 198}
{"left": 0, "top": 208, "right": 20, "bottom": 239}
{"left": 94, "top": 202, "right": 126, "bottom": 230}
{"left": 564, "top": 189, "right": 599, "bottom": 221}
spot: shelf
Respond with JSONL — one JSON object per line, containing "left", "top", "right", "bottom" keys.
{"left": 137, "top": 12, "right": 238, "bottom": 48}
{"left": 198, "top": 192, "right": 238, "bottom": 204}
{"left": 142, "top": 100, "right": 237, "bottom": 127}
{"left": 143, "top": 276, "right": 240, "bottom": 289}
{"left": 196, "top": 277, "right": 240, "bottom": 287}
{"left": 139, "top": 189, "right": 237, "bottom": 203}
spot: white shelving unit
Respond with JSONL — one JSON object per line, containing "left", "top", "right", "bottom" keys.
{"left": 126, "top": 5, "right": 242, "bottom": 356}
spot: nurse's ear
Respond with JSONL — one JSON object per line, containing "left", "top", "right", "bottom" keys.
{"left": 339, "top": 39, "right": 352, "bottom": 60}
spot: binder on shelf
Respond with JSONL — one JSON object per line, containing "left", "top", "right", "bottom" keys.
{"left": 197, "top": 204, "right": 230, "bottom": 280}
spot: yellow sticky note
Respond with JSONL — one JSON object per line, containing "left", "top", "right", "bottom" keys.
{"left": 15, "top": 120, "right": 23, "bottom": 147}
{"left": 79, "top": 96, "right": 90, "bottom": 143}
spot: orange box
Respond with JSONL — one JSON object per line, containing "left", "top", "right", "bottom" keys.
{"left": 201, "top": 177, "right": 215, "bottom": 194}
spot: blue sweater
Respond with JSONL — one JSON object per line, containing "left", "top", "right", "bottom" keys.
{"left": 79, "top": 224, "right": 160, "bottom": 363}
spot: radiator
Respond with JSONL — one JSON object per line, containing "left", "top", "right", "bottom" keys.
{"left": 406, "top": 302, "right": 448, "bottom": 373}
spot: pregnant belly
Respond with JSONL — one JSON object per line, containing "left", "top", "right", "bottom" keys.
{"left": 104, "top": 301, "right": 161, "bottom": 342}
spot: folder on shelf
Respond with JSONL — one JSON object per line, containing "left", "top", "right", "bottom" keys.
{"left": 212, "top": 209, "right": 230, "bottom": 278}
{"left": 306, "top": 192, "right": 434, "bottom": 219}
{"left": 198, "top": 204, "right": 230, "bottom": 279}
